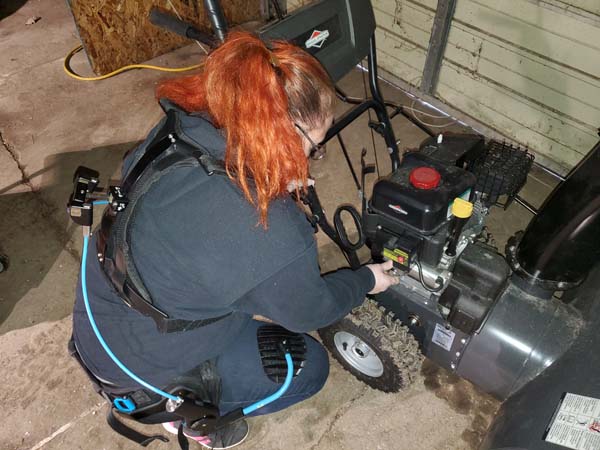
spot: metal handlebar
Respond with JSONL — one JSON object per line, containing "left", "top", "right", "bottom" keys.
{"left": 149, "top": 8, "right": 215, "bottom": 46}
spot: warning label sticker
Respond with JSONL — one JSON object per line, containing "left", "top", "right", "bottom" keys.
{"left": 432, "top": 323, "right": 455, "bottom": 351}
{"left": 545, "top": 393, "right": 600, "bottom": 450}
{"left": 383, "top": 248, "right": 409, "bottom": 267}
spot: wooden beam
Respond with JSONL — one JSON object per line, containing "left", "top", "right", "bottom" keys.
{"left": 420, "top": 0, "right": 456, "bottom": 94}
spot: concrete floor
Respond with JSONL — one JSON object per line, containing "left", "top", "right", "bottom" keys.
{"left": 0, "top": 1, "right": 558, "bottom": 449}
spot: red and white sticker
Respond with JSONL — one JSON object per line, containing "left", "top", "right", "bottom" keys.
{"left": 305, "top": 30, "right": 330, "bottom": 49}
{"left": 545, "top": 393, "right": 600, "bottom": 449}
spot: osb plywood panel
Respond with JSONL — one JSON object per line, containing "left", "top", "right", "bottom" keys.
{"left": 68, "top": 0, "right": 262, "bottom": 75}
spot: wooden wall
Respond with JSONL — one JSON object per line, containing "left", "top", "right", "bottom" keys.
{"left": 289, "top": 0, "right": 600, "bottom": 171}
{"left": 68, "top": 0, "right": 262, "bottom": 75}
{"left": 436, "top": 0, "right": 600, "bottom": 170}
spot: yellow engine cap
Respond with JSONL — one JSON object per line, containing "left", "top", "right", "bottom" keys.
{"left": 452, "top": 197, "right": 473, "bottom": 218}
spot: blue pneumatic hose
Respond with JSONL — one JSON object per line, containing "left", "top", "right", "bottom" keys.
{"left": 242, "top": 352, "right": 294, "bottom": 415}
{"left": 83, "top": 199, "right": 293, "bottom": 415}
{"left": 81, "top": 233, "right": 182, "bottom": 404}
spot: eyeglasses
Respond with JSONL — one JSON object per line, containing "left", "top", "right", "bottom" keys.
{"left": 294, "top": 123, "right": 324, "bottom": 159}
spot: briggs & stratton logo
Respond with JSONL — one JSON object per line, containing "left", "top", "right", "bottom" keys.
{"left": 389, "top": 204, "right": 408, "bottom": 215}
{"left": 305, "top": 30, "right": 330, "bottom": 49}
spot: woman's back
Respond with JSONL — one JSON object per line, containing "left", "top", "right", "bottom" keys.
{"left": 73, "top": 110, "right": 316, "bottom": 389}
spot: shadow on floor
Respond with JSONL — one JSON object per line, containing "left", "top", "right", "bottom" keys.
{"left": 0, "top": 141, "right": 139, "bottom": 332}
{"left": 422, "top": 360, "right": 500, "bottom": 450}
{"left": 0, "top": 0, "right": 28, "bottom": 20}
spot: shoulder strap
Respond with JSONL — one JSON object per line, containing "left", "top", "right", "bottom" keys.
{"left": 99, "top": 109, "right": 231, "bottom": 333}
{"left": 121, "top": 110, "right": 179, "bottom": 195}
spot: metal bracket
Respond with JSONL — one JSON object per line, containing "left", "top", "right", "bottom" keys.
{"left": 368, "top": 120, "right": 386, "bottom": 137}
{"left": 108, "top": 186, "right": 128, "bottom": 212}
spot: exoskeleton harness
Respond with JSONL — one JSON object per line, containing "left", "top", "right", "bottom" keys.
{"left": 96, "top": 106, "right": 232, "bottom": 334}
{"left": 67, "top": 101, "right": 307, "bottom": 448}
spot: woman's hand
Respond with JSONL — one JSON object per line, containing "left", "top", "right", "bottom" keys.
{"left": 366, "top": 260, "right": 400, "bottom": 294}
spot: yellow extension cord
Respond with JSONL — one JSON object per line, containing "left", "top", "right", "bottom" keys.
{"left": 63, "top": 45, "right": 203, "bottom": 81}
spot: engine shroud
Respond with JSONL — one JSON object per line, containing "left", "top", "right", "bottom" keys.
{"left": 364, "top": 151, "right": 477, "bottom": 269}
{"left": 369, "top": 152, "right": 476, "bottom": 235}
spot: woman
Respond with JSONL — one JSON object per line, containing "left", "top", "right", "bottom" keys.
{"left": 72, "top": 32, "right": 398, "bottom": 449}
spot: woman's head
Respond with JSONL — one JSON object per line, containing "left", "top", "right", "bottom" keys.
{"left": 156, "top": 32, "right": 335, "bottom": 224}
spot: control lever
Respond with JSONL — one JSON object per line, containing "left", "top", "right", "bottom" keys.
{"left": 360, "top": 148, "right": 375, "bottom": 213}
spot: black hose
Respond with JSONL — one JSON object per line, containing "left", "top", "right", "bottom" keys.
{"left": 415, "top": 259, "right": 444, "bottom": 293}
{"left": 335, "top": 86, "right": 436, "bottom": 138}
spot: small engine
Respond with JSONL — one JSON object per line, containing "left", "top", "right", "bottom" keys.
{"left": 363, "top": 134, "right": 533, "bottom": 337}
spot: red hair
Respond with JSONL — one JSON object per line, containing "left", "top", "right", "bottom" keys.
{"left": 156, "top": 32, "right": 335, "bottom": 225}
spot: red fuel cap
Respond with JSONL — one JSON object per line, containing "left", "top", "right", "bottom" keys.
{"left": 409, "top": 167, "right": 441, "bottom": 189}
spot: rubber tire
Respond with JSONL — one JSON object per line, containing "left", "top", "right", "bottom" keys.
{"left": 0, "top": 255, "right": 8, "bottom": 273}
{"left": 319, "top": 299, "right": 423, "bottom": 393}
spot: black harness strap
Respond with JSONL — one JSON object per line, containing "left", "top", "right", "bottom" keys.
{"left": 107, "top": 408, "right": 170, "bottom": 447}
{"left": 97, "top": 108, "right": 231, "bottom": 333}
{"left": 121, "top": 112, "right": 178, "bottom": 195}
{"left": 115, "top": 251, "right": 230, "bottom": 333}
{"left": 177, "top": 424, "right": 190, "bottom": 450}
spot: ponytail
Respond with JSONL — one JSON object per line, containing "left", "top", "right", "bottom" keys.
{"left": 157, "top": 32, "right": 335, "bottom": 225}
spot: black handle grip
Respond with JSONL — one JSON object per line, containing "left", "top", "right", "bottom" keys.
{"left": 333, "top": 204, "right": 365, "bottom": 252}
{"left": 301, "top": 186, "right": 362, "bottom": 269}
{"left": 149, "top": 8, "right": 215, "bottom": 47}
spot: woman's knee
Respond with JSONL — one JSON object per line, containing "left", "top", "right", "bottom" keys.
{"left": 301, "top": 335, "right": 329, "bottom": 395}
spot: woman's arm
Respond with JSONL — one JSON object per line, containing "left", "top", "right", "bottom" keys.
{"left": 237, "top": 243, "right": 397, "bottom": 332}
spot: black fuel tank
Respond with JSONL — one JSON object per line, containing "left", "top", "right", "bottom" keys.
{"left": 369, "top": 152, "right": 476, "bottom": 234}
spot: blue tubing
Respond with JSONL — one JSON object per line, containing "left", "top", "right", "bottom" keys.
{"left": 82, "top": 226, "right": 294, "bottom": 413}
{"left": 81, "top": 234, "right": 181, "bottom": 403}
{"left": 242, "top": 353, "right": 294, "bottom": 415}
{"left": 93, "top": 200, "right": 109, "bottom": 205}
{"left": 114, "top": 397, "right": 136, "bottom": 413}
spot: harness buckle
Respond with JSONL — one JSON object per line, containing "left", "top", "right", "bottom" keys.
{"left": 108, "top": 186, "right": 129, "bottom": 212}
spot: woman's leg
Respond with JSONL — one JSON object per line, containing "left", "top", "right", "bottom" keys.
{"left": 216, "top": 320, "right": 329, "bottom": 416}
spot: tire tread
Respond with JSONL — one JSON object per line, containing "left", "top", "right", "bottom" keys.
{"left": 319, "top": 299, "right": 423, "bottom": 392}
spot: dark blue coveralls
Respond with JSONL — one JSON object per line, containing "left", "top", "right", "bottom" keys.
{"left": 72, "top": 109, "right": 374, "bottom": 416}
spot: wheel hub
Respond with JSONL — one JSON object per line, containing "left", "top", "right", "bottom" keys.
{"left": 333, "top": 331, "right": 384, "bottom": 377}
